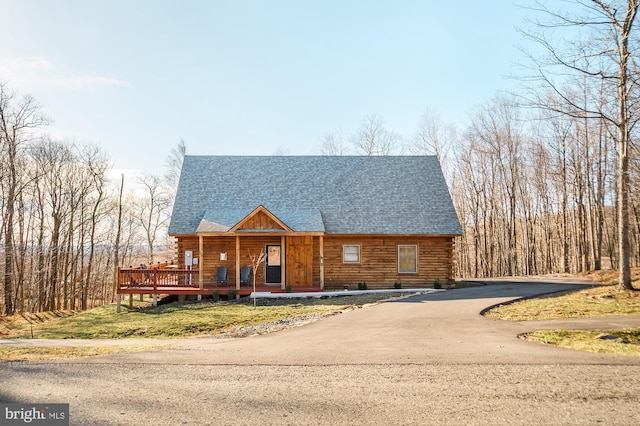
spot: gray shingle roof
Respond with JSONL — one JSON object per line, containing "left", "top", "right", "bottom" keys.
{"left": 168, "top": 156, "right": 462, "bottom": 236}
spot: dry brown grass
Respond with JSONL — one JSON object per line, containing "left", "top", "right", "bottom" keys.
{"left": 0, "top": 311, "right": 77, "bottom": 337}
{"left": 581, "top": 268, "right": 640, "bottom": 286}
{"left": 0, "top": 345, "right": 166, "bottom": 361}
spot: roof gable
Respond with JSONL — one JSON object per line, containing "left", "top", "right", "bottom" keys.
{"left": 230, "top": 205, "right": 291, "bottom": 232}
{"left": 168, "top": 156, "right": 462, "bottom": 236}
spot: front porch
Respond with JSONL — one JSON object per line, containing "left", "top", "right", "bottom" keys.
{"left": 116, "top": 267, "right": 323, "bottom": 297}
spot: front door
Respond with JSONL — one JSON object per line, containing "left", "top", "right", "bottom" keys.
{"left": 265, "top": 245, "right": 282, "bottom": 284}
{"left": 286, "top": 236, "right": 313, "bottom": 286}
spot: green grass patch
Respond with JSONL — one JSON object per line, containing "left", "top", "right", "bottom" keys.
{"left": 0, "top": 345, "right": 164, "bottom": 361}
{"left": 2, "top": 293, "right": 403, "bottom": 340}
{"left": 523, "top": 328, "right": 640, "bottom": 357}
{"left": 451, "top": 281, "right": 482, "bottom": 289}
{"left": 485, "top": 285, "right": 640, "bottom": 321}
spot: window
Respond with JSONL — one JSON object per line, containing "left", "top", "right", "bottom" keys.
{"left": 343, "top": 245, "right": 360, "bottom": 263}
{"left": 398, "top": 245, "right": 417, "bottom": 273}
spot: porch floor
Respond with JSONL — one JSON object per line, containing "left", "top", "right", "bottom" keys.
{"left": 116, "top": 285, "right": 323, "bottom": 296}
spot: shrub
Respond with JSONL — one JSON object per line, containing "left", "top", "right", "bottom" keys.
{"left": 227, "top": 289, "right": 236, "bottom": 300}
{"left": 212, "top": 290, "right": 220, "bottom": 302}
{"left": 285, "top": 285, "right": 292, "bottom": 293}
{"left": 433, "top": 281, "right": 442, "bottom": 289}
{"left": 393, "top": 282, "right": 402, "bottom": 289}
{"left": 357, "top": 282, "right": 368, "bottom": 290}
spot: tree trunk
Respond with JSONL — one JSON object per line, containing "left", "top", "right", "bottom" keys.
{"left": 617, "top": 4, "right": 636, "bottom": 290}
{"left": 112, "top": 174, "right": 124, "bottom": 303}
{"left": 4, "top": 168, "right": 16, "bottom": 315}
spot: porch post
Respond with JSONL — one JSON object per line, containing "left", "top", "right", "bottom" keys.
{"left": 236, "top": 235, "right": 240, "bottom": 290}
{"left": 281, "top": 235, "right": 286, "bottom": 290}
{"left": 198, "top": 235, "right": 204, "bottom": 290}
{"left": 116, "top": 294, "right": 121, "bottom": 313}
{"left": 319, "top": 235, "right": 324, "bottom": 289}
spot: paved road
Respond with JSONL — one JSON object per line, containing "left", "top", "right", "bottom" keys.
{"left": 2, "top": 278, "right": 640, "bottom": 425}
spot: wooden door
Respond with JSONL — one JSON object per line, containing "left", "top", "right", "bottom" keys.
{"left": 286, "top": 236, "right": 313, "bottom": 287}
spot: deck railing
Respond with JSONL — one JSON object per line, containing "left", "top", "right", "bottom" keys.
{"left": 118, "top": 268, "right": 200, "bottom": 291}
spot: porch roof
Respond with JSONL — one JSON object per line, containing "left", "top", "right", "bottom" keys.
{"left": 195, "top": 206, "right": 325, "bottom": 233}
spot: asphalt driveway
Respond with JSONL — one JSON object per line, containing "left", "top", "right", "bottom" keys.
{"left": 20, "top": 276, "right": 633, "bottom": 366}
{"left": 2, "top": 277, "right": 640, "bottom": 425}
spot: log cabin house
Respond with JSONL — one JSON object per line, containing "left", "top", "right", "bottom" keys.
{"left": 117, "top": 156, "right": 462, "bottom": 301}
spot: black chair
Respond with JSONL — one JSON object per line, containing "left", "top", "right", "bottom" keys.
{"left": 216, "top": 266, "right": 228, "bottom": 286}
{"left": 240, "top": 266, "right": 251, "bottom": 286}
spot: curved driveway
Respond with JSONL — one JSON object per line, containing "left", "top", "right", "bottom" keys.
{"left": 69, "top": 276, "right": 640, "bottom": 366}
{"left": 2, "top": 277, "right": 640, "bottom": 425}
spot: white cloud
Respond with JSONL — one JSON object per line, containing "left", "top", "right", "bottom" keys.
{"left": 0, "top": 56, "right": 129, "bottom": 91}
{"left": 57, "top": 75, "right": 129, "bottom": 91}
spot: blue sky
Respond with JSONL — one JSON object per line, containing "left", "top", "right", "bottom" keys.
{"left": 1, "top": 1, "right": 528, "bottom": 176}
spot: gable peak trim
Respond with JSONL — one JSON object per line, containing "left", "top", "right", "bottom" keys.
{"left": 229, "top": 205, "right": 292, "bottom": 232}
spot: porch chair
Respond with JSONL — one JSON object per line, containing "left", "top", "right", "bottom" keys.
{"left": 215, "top": 266, "right": 228, "bottom": 286}
{"left": 240, "top": 266, "right": 251, "bottom": 286}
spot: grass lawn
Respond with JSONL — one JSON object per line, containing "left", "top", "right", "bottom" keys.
{"left": 0, "top": 292, "right": 405, "bottom": 340}
{"left": 523, "top": 329, "right": 640, "bottom": 357}
{"left": 486, "top": 268, "right": 640, "bottom": 356}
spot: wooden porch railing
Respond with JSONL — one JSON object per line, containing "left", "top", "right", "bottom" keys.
{"left": 118, "top": 268, "right": 200, "bottom": 291}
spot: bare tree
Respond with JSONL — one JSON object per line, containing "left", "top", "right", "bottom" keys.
{"left": 351, "top": 113, "right": 401, "bottom": 156}
{"left": 0, "top": 83, "right": 47, "bottom": 315}
{"left": 410, "top": 108, "right": 457, "bottom": 178}
{"left": 410, "top": 109, "right": 452, "bottom": 158}
{"left": 31, "top": 137, "right": 77, "bottom": 310}
{"left": 272, "top": 145, "right": 291, "bottom": 155}
{"left": 522, "top": 0, "right": 640, "bottom": 289}
{"left": 112, "top": 173, "right": 124, "bottom": 302}
{"left": 137, "top": 174, "right": 171, "bottom": 265}
{"left": 469, "top": 96, "right": 525, "bottom": 276}
{"left": 164, "top": 139, "right": 187, "bottom": 190}
{"left": 248, "top": 249, "right": 266, "bottom": 309}
{"left": 78, "top": 144, "right": 110, "bottom": 310}
{"left": 543, "top": 103, "right": 574, "bottom": 273}
{"left": 319, "top": 130, "right": 349, "bottom": 155}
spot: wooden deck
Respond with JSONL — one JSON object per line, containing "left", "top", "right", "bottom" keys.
{"left": 117, "top": 267, "right": 321, "bottom": 296}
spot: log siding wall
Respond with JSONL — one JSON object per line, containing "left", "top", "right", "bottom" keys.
{"left": 176, "top": 234, "right": 455, "bottom": 289}
{"left": 320, "top": 235, "right": 454, "bottom": 290}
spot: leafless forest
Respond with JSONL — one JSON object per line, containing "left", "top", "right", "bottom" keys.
{"left": 0, "top": 82, "right": 184, "bottom": 315}
{"left": 1, "top": 1, "right": 639, "bottom": 315}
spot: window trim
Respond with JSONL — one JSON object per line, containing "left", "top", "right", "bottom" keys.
{"left": 398, "top": 244, "right": 418, "bottom": 274}
{"left": 342, "top": 244, "right": 361, "bottom": 264}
